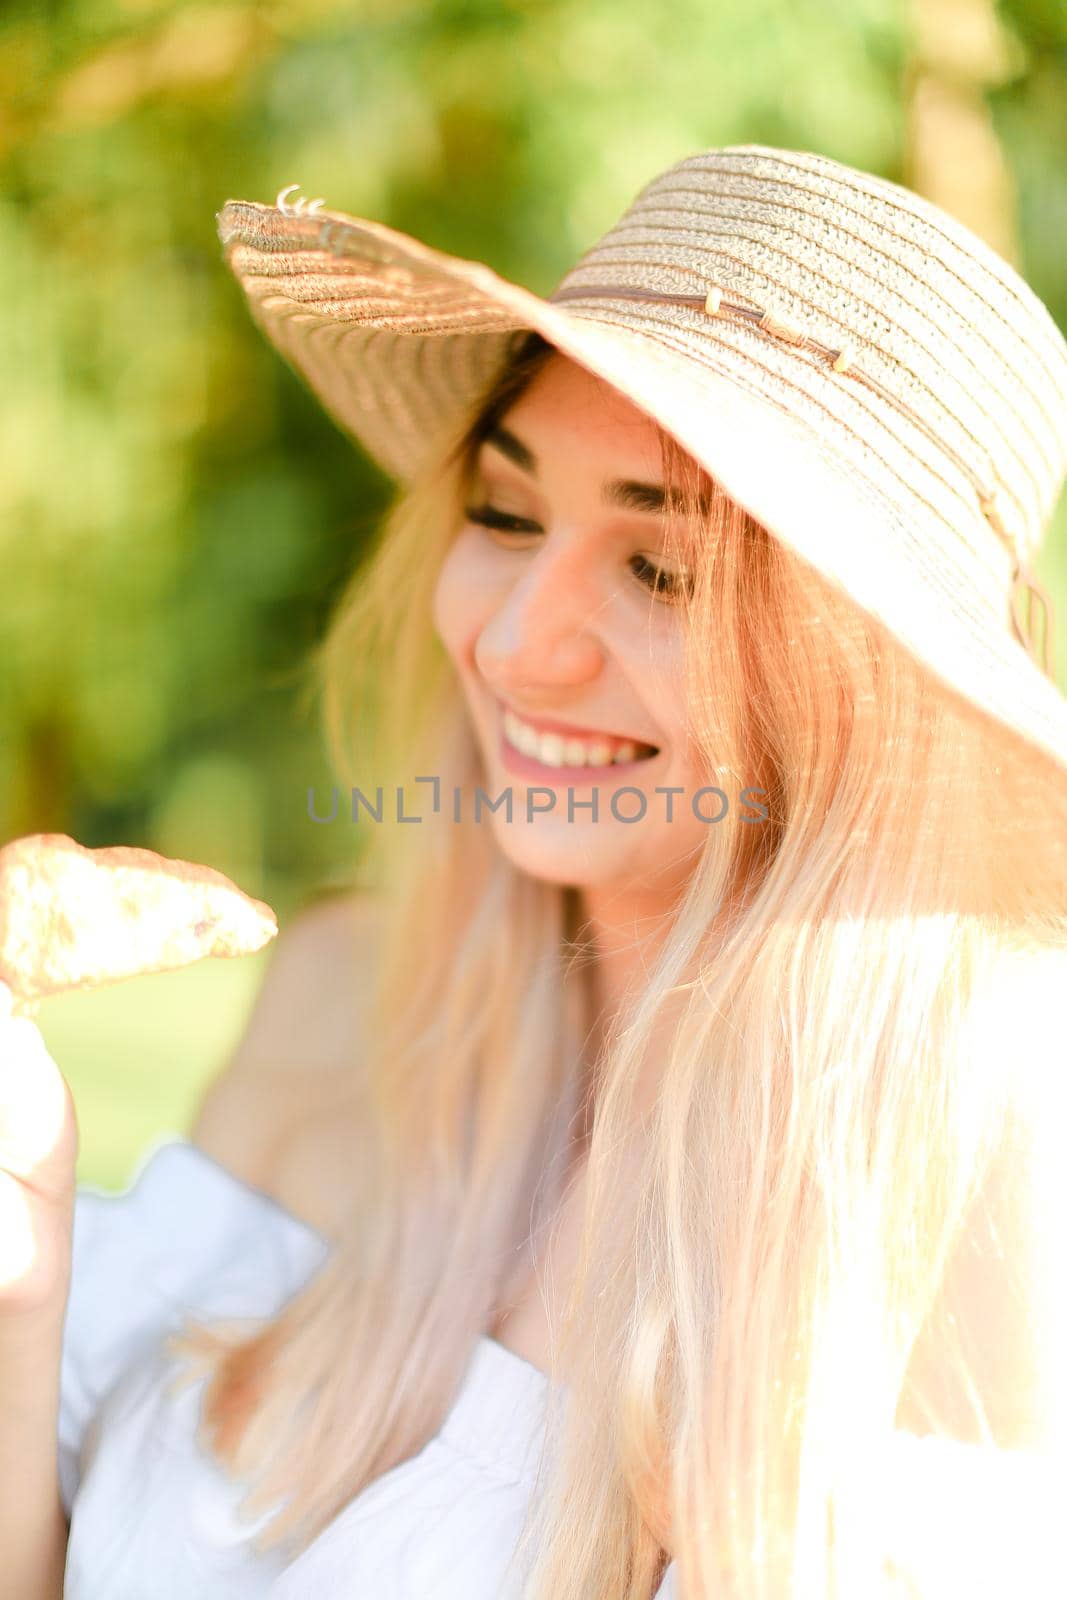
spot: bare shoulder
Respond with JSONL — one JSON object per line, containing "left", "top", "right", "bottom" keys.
{"left": 189, "top": 886, "right": 384, "bottom": 1228}
{"left": 219, "top": 887, "right": 381, "bottom": 1073}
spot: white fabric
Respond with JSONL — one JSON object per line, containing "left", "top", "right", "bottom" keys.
{"left": 58, "top": 1136, "right": 679, "bottom": 1598}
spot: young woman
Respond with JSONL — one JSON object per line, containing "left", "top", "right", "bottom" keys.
{"left": 3, "top": 144, "right": 1067, "bottom": 1600}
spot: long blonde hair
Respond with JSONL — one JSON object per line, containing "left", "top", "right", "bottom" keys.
{"left": 166, "top": 329, "right": 1067, "bottom": 1598}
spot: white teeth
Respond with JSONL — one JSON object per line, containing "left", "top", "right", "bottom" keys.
{"left": 503, "top": 710, "right": 654, "bottom": 768}
{"left": 508, "top": 716, "right": 542, "bottom": 758}
{"left": 538, "top": 733, "right": 567, "bottom": 766}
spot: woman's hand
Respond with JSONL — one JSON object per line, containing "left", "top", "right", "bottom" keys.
{"left": 0, "top": 979, "right": 79, "bottom": 1319}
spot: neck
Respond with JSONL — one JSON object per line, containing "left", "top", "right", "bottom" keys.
{"left": 582, "top": 897, "right": 668, "bottom": 1019}
{"left": 571, "top": 874, "right": 743, "bottom": 1133}
{"left": 567, "top": 885, "right": 680, "bottom": 1141}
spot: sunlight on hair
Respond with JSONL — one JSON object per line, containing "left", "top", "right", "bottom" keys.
{"left": 163, "top": 330, "right": 1067, "bottom": 1599}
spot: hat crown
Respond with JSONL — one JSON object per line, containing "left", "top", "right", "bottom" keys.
{"left": 216, "top": 144, "right": 1067, "bottom": 785}
{"left": 550, "top": 145, "right": 1067, "bottom": 577}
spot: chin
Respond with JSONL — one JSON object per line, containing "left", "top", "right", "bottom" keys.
{"left": 486, "top": 823, "right": 653, "bottom": 890}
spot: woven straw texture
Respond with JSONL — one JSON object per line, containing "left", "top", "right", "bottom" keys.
{"left": 216, "top": 145, "right": 1067, "bottom": 813}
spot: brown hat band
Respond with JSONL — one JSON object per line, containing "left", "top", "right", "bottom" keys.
{"left": 549, "top": 280, "right": 1056, "bottom": 679}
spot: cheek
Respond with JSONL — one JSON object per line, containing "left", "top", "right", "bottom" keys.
{"left": 432, "top": 533, "right": 493, "bottom": 660}
{"left": 633, "top": 630, "right": 691, "bottom": 759}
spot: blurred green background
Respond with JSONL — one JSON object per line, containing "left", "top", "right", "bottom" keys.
{"left": 2, "top": 0, "right": 1065, "bottom": 1191}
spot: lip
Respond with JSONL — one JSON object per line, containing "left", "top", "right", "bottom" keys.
{"left": 497, "top": 697, "right": 657, "bottom": 750}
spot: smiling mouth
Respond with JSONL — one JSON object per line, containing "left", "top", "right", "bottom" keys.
{"left": 502, "top": 710, "right": 659, "bottom": 771}
{"left": 509, "top": 742, "right": 658, "bottom": 769}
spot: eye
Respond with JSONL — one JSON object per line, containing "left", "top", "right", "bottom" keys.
{"left": 628, "top": 555, "right": 690, "bottom": 602}
{"left": 463, "top": 504, "right": 691, "bottom": 603}
{"left": 464, "top": 503, "right": 540, "bottom": 535}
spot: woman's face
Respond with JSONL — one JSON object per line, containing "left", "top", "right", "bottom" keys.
{"left": 432, "top": 353, "right": 713, "bottom": 895}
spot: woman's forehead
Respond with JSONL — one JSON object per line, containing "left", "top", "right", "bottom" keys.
{"left": 502, "top": 351, "right": 667, "bottom": 443}
{"left": 470, "top": 351, "right": 722, "bottom": 539}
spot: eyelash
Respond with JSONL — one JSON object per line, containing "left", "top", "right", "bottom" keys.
{"left": 463, "top": 504, "right": 690, "bottom": 602}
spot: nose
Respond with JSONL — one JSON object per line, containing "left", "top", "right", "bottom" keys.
{"left": 474, "top": 535, "right": 606, "bottom": 693}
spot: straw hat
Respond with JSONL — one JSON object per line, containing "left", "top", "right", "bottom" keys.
{"left": 217, "top": 144, "right": 1067, "bottom": 802}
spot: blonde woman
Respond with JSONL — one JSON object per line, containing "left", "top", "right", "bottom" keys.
{"left": 4, "top": 145, "right": 1067, "bottom": 1600}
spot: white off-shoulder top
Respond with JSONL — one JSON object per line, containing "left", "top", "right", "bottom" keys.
{"left": 58, "top": 1137, "right": 1065, "bottom": 1597}
{"left": 58, "top": 1136, "right": 679, "bottom": 1598}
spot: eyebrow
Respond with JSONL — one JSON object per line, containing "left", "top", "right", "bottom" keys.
{"left": 479, "top": 423, "right": 714, "bottom": 516}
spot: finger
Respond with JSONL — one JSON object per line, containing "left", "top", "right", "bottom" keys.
{"left": 0, "top": 1019, "right": 73, "bottom": 1180}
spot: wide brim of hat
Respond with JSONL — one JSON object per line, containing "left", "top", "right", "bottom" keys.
{"left": 217, "top": 196, "right": 1067, "bottom": 822}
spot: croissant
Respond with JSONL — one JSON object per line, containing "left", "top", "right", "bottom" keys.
{"left": 0, "top": 833, "right": 277, "bottom": 1016}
